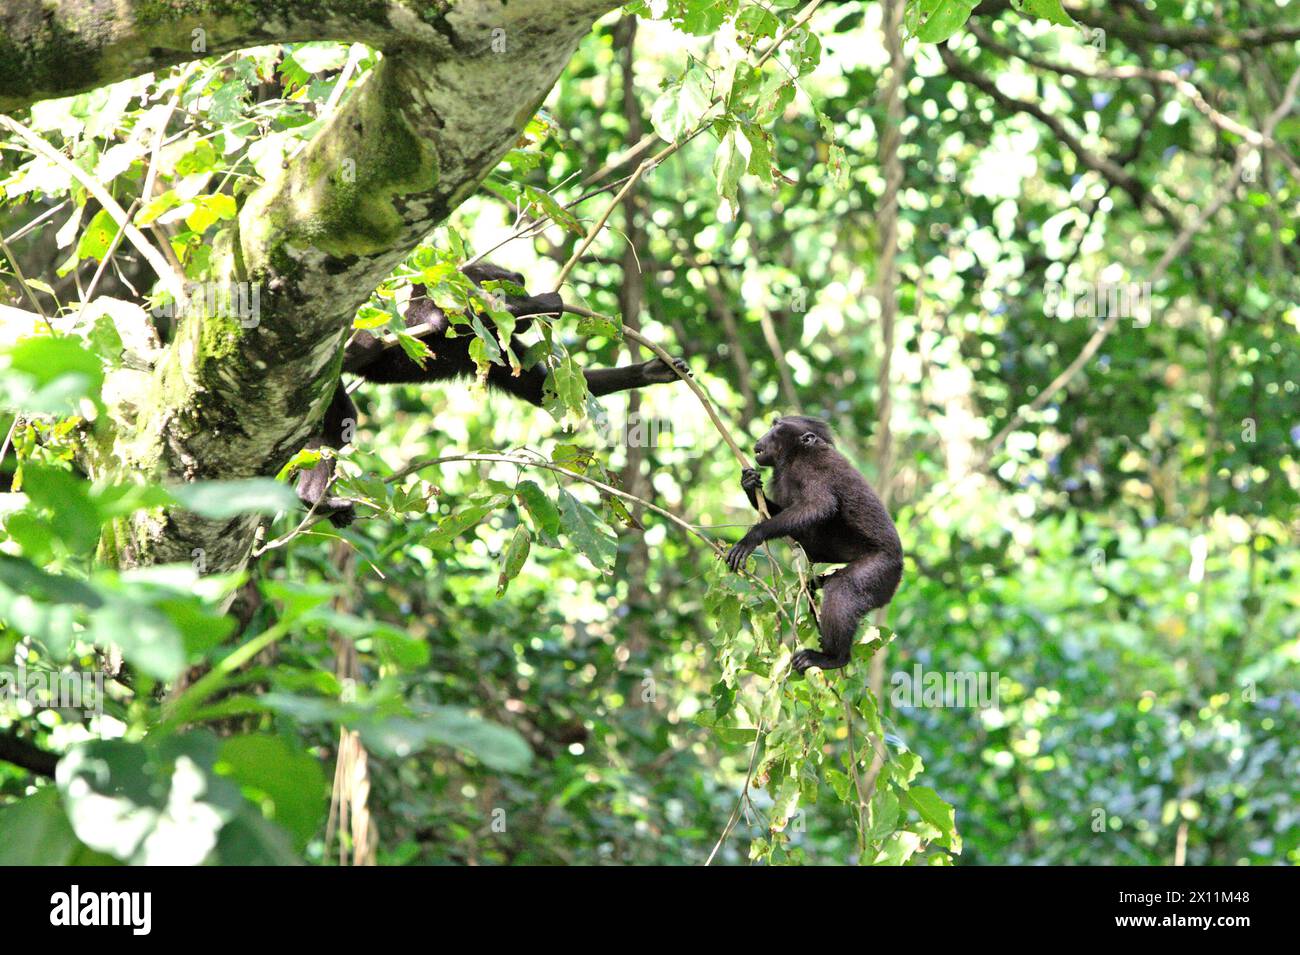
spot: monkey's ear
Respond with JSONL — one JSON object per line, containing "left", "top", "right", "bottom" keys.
{"left": 799, "top": 431, "right": 820, "bottom": 446}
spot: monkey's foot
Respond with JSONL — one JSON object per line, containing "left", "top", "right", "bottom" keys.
{"left": 640, "top": 356, "right": 691, "bottom": 383}
{"left": 791, "top": 649, "right": 850, "bottom": 675}
{"left": 319, "top": 497, "right": 356, "bottom": 528}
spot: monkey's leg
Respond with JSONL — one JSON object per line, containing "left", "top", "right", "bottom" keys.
{"left": 294, "top": 385, "right": 359, "bottom": 527}
{"left": 486, "top": 355, "right": 692, "bottom": 405}
{"left": 792, "top": 552, "right": 902, "bottom": 674}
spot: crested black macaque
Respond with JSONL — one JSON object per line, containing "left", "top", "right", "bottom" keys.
{"left": 725, "top": 416, "right": 903, "bottom": 675}
{"left": 296, "top": 263, "right": 688, "bottom": 526}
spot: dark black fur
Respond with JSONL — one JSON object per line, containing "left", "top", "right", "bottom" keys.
{"left": 726, "top": 416, "right": 903, "bottom": 674}
{"left": 297, "top": 263, "right": 688, "bottom": 525}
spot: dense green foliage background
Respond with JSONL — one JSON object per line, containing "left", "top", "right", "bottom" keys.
{"left": 1, "top": 0, "right": 1297, "bottom": 865}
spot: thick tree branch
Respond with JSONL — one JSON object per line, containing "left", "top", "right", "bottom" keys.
{"left": 94, "top": 0, "right": 619, "bottom": 572}
{"left": 0, "top": 1, "right": 441, "bottom": 111}
{"left": 0, "top": 730, "right": 58, "bottom": 777}
{"left": 975, "top": 1, "right": 1300, "bottom": 50}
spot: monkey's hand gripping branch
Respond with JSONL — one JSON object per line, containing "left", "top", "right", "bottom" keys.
{"left": 564, "top": 313, "right": 822, "bottom": 620}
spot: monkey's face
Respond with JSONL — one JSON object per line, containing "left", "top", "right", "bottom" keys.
{"left": 755, "top": 416, "right": 834, "bottom": 466}
{"left": 754, "top": 418, "right": 793, "bottom": 466}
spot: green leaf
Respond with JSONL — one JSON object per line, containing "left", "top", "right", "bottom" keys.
{"left": 215, "top": 735, "right": 327, "bottom": 851}
{"left": 75, "top": 209, "right": 121, "bottom": 262}
{"left": 184, "top": 193, "right": 237, "bottom": 233}
{"left": 713, "top": 726, "right": 760, "bottom": 744}
{"left": 868, "top": 789, "right": 902, "bottom": 841}
{"left": 396, "top": 330, "right": 433, "bottom": 366}
{"left": 261, "top": 580, "right": 335, "bottom": 622}
{"left": 497, "top": 524, "right": 531, "bottom": 595}
{"left": 557, "top": 489, "right": 617, "bottom": 574}
{"left": 735, "top": 6, "right": 780, "bottom": 46}
{"left": 56, "top": 734, "right": 299, "bottom": 865}
{"left": 826, "top": 768, "right": 853, "bottom": 801}
{"left": 790, "top": 28, "right": 822, "bottom": 76}
{"left": 0, "top": 788, "right": 111, "bottom": 865}
{"left": 902, "top": 785, "right": 954, "bottom": 831}
{"left": 650, "top": 66, "right": 714, "bottom": 143}
{"left": 742, "top": 124, "right": 774, "bottom": 181}
{"left": 575, "top": 309, "right": 621, "bottom": 340}
{"left": 516, "top": 480, "right": 561, "bottom": 538}
{"left": 521, "top": 183, "right": 585, "bottom": 236}
{"left": 1, "top": 335, "right": 103, "bottom": 414}
{"left": 175, "top": 139, "right": 219, "bottom": 176}
{"left": 290, "top": 41, "right": 350, "bottom": 73}
{"left": 873, "top": 830, "right": 923, "bottom": 865}
{"left": 1011, "top": 0, "right": 1074, "bottom": 27}
{"left": 676, "top": 0, "right": 737, "bottom": 35}
{"left": 713, "top": 127, "right": 749, "bottom": 205}
{"left": 276, "top": 447, "right": 323, "bottom": 481}
{"left": 908, "top": 0, "right": 979, "bottom": 43}
{"left": 901, "top": 785, "right": 959, "bottom": 850}
{"left": 0, "top": 553, "right": 102, "bottom": 606}
{"left": 87, "top": 599, "right": 185, "bottom": 679}
{"left": 170, "top": 479, "right": 299, "bottom": 519}
{"left": 360, "top": 707, "right": 533, "bottom": 773}
{"left": 20, "top": 465, "right": 104, "bottom": 552}
{"left": 427, "top": 496, "right": 505, "bottom": 547}
{"left": 309, "top": 608, "right": 432, "bottom": 668}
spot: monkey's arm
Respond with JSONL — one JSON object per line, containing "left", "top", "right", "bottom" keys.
{"left": 584, "top": 358, "right": 690, "bottom": 396}
{"left": 482, "top": 354, "right": 689, "bottom": 405}
{"left": 725, "top": 487, "right": 836, "bottom": 572}
{"left": 295, "top": 385, "right": 361, "bottom": 526}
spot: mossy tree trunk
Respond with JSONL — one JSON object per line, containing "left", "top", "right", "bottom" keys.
{"left": 2, "top": 0, "right": 618, "bottom": 572}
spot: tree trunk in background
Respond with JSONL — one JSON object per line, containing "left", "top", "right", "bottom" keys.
{"left": 863, "top": 0, "right": 904, "bottom": 798}
{"left": 617, "top": 15, "right": 652, "bottom": 661}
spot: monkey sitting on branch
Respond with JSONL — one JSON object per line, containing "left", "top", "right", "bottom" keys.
{"left": 725, "top": 416, "right": 902, "bottom": 674}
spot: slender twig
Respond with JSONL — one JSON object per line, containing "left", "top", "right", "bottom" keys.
{"left": 579, "top": 131, "right": 660, "bottom": 187}
{"left": 80, "top": 66, "right": 196, "bottom": 316}
{"left": 968, "top": 23, "right": 1300, "bottom": 181}
{"left": 2, "top": 200, "right": 67, "bottom": 244}
{"left": 0, "top": 235, "right": 54, "bottom": 331}
{"left": 987, "top": 64, "right": 1300, "bottom": 454}
{"left": 387, "top": 451, "right": 796, "bottom": 626}
{"left": 551, "top": 0, "right": 827, "bottom": 295}
{"left": 77, "top": 199, "right": 140, "bottom": 316}
{"left": 705, "top": 714, "right": 767, "bottom": 865}
{"left": 0, "top": 416, "right": 19, "bottom": 466}
{"left": 0, "top": 113, "right": 186, "bottom": 302}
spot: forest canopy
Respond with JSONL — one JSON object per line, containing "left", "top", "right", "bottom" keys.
{"left": 0, "top": 0, "right": 1297, "bottom": 866}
